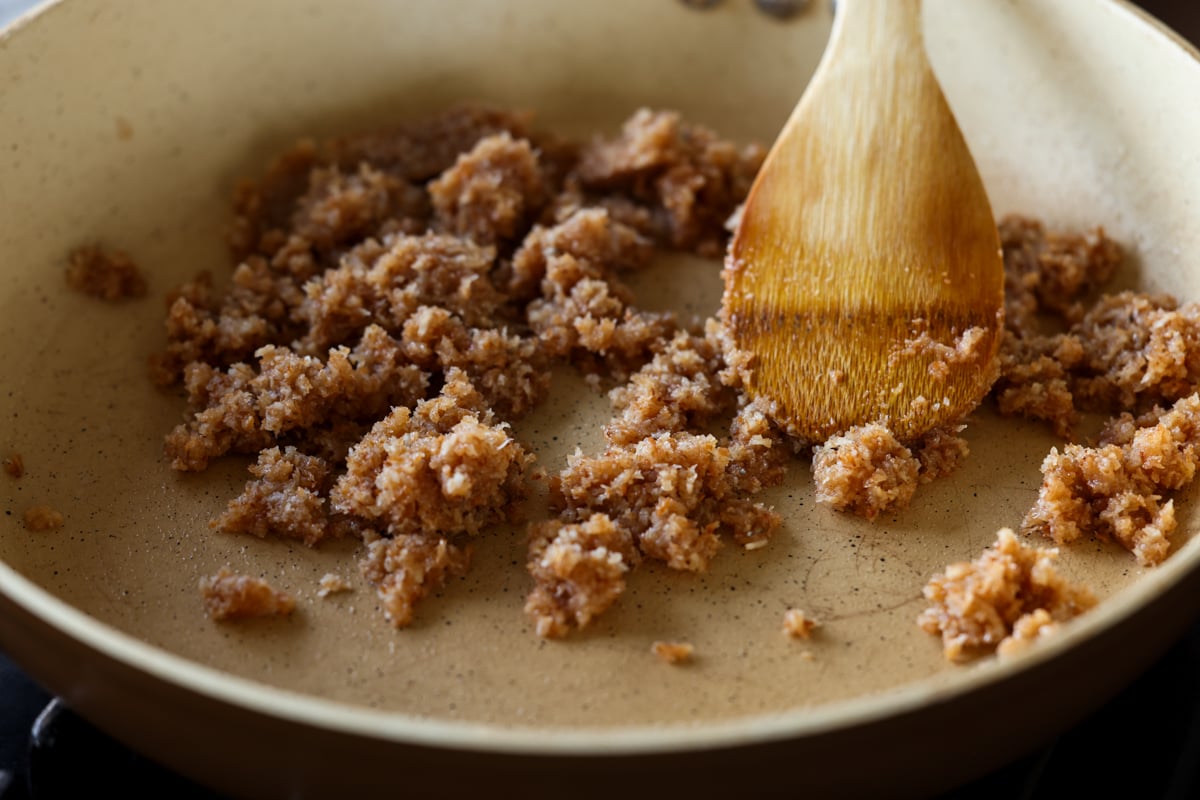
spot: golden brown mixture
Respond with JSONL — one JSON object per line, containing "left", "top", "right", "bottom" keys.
{"left": 981, "top": 214, "right": 1200, "bottom": 565}
{"left": 23, "top": 505, "right": 63, "bottom": 531}
{"left": 523, "top": 210, "right": 675, "bottom": 384}
{"left": 199, "top": 567, "right": 296, "bottom": 621}
{"left": 2, "top": 453, "right": 22, "bottom": 479}
{"left": 918, "top": 529, "right": 1096, "bottom": 662}
{"left": 145, "top": 102, "right": 1188, "bottom": 650}
{"left": 429, "top": 132, "right": 548, "bottom": 246}
{"left": 1024, "top": 393, "right": 1200, "bottom": 566}
{"left": 157, "top": 105, "right": 773, "bottom": 631}
{"left": 651, "top": 640, "right": 695, "bottom": 665}
{"left": 65, "top": 244, "right": 148, "bottom": 301}
{"left": 1001, "top": 215, "right": 1123, "bottom": 330}
{"left": 783, "top": 609, "right": 819, "bottom": 640}
{"left": 907, "top": 219, "right": 1200, "bottom": 658}
{"left": 559, "top": 377, "right": 784, "bottom": 550}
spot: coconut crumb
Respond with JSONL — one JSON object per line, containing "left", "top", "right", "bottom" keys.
{"left": 538, "top": 329, "right": 786, "bottom": 598}
{"left": 211, "top": 446, "right": 335, "bottom": 547}
{"left": 330, "top": 368, "right": 533, "bottom": 538}
{"left": 813, "top": 424, "right": 918, "bottom": 520}
{"left": 813, "top": 423, "right": 971, "bottom": 519}
{"left": 915, "top": 425, "right": 970, "bottom": 484}
{"left": 3, "top": 453, "right": 23, "bottom": 479}
{"left": 783, "top": 608, "right": 819, "bottom": 639}
{"left": 525, "top": 513, "right": 636, "bottom": 638}
{"left": 317, "top": 573, "right": 352, "bottom": 598}
{"left": 572, "top": 108, "right": 765, "bottom": 257}
{"left": 66, "top": 244, "right": 147, "bottom": 300}
{"left": 359, "top": 534, "right": 471, "bottom": 628}
{"left": 199, "top": 567, "right": 296, "bottom": 621}
{"left": 1000, "top": 215, "right": 1122, "bottom": 329}
{"left": 525, "top": 328, "right": 787, "bottom": 636}
{"left": 428, "top": 132, "right": 548, "bottom": 246}
{"left": 991, "top": 216, "right": 1200, "bottom": 437}
{"left": 651, "top": 640, "right": 695, "bottom": 665}
{"left": 1023, "top": 392, "right": 1200, "bottom": 566}
{"left": 918, "top": 529, "right": 1096, "bottom": 662}
{"left": 995, "top": 608, "right": 1060, "bottom": 658}
{"left": 23, "top": 505, "right": 64, "bottom": 531}
{"left": 893, "top": 321, "right": 989, "bottom": 382}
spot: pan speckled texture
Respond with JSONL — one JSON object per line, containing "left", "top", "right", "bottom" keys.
{"left": 3, "top": 0, "right": 1200, "bottom": 795}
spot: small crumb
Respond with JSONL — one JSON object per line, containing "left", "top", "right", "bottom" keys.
{"left": 652, "top": 640, "right": 694, "bottom": 665}
{"left": 783, "top": 608, "right": 819, "bottom": 639}
{"left": 23, "top": 505, "right": 64, "bottom": 531}
{"left": 359, "top": 533, "right": 471, "bottom": 628}
{"left": 199, "top": 567, "right": 295, "bottom": 621}
{"left": 317, "top": 572, "right": 352, "bottom": 598}
{"left": 65, "top": 244, "right": 147, "bottom": 300}
{"left": 115, "top": 116, "right": 134, "bottom": 141}
{"left": 525, "top": 514, "right": 635, "bottom": 639}
{"left": 813, "top": 422, "right": 969, "bottom": 519}
{"left": 813, "top": 423, "right": 918, "bottom": 520}
{"left": 3, "top": 453, "right": 23, "bottom": 479}
{"left": 891, "top": 321, "right": 989, "bottom": 382}
{"left": 996, "top": 608, "right": 1058, "bottom": 658}
{"left": 799, "top": 650, "right": 815, "bottom": 662}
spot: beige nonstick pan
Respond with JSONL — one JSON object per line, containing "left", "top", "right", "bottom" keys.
{"left": 3, "top": 0, "right": 1200, "bottom": 796}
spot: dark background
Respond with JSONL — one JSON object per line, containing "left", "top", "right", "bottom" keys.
{"left": 1137, "top": 0, "right": 1200, "bottom": 43}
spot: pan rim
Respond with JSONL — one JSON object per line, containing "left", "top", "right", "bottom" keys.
{"left": 1, "top": 0, "right": 1199, "bottom": 759}
{"left": 3, "top": 523, "right": 1199, "bottom": 756}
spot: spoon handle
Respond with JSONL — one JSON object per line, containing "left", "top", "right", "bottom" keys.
{"left": 825, "top": 0, "right": 929, "bottom": 78}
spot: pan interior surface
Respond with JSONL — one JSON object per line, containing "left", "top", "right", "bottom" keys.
{"left": 2, "top": 0, "right": 1200, "bottom": 739}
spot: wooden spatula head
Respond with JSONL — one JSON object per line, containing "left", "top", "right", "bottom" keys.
{"left": 722, "top": 0, "right": 1004, "bottom": 444}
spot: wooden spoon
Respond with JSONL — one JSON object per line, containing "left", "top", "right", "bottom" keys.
{"left": 722, "top": 0, "right": 1004, "bottom": 444}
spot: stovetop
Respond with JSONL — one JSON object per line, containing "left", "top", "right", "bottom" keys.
{"left": 3, "top": 624, "right": 1200, "bottom": 797}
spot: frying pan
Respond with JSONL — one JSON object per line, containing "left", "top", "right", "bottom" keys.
{"left": 3, "top": 0, "right": 1200, "bottom": 796}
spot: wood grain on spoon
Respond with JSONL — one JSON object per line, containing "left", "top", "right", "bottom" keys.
{"left": 722, "top": 0, "right": 1004, "bottom": 444}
